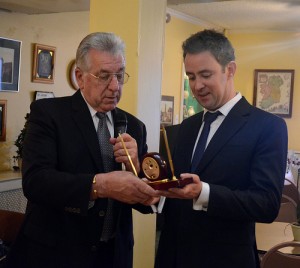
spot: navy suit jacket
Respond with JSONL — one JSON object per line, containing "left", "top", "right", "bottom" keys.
{"left": 155, "top": 97, "right": 288, "bottom": 268}
{"left": 7, "top": 90, "right": 151, "bottom": 268}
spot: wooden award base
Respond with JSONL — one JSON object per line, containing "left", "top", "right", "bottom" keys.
{"left": 147, "top": 177, "right": 193, "bottom": 190}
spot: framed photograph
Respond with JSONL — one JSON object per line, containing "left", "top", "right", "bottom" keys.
{"left": 0, "top": 100, "right": 7, "bottom": 141}
{"left": 253, "top": 69, "right": 294, "bottom": 118}
{"left": 0, "top": 37, "right": 21, "bottom": 92}
{"left": 32, "top": 43, "right": 56, "bottom": 84}
{"left": 35, "top": 91, "right": 55, "bottom": 100}
{"left": 161, "top": 95, "right": 174, "bottom": 126}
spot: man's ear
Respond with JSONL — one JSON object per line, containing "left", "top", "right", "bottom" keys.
{"left": 227, "top": 61, "right": 236, "bottom": 77}
{"left": 75, "top": 67, "right": 84, "bottom": 88}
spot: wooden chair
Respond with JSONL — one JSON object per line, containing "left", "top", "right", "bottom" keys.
{"left": 260, "top": 241, "right": 300, "bottom": 268}
{"left": 275, "top": 201, "right": 297, "bottom": 223}
{"left": 282, "top": 178, "right": 300, "bottom": 205}
{"left": 274, "top": 178, "right": 300, "bottom": 223}
{"left": 0, "top": 209, "right": 24, "bottom": 246}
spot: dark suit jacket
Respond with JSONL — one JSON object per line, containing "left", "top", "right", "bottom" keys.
{"left": 155, "top": 97, "right": 288, "bottom": 268}
{"left": 6, "top": 90, "right": 151, "bottom": 268}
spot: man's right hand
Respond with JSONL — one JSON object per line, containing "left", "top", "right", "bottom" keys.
{"left": 93, "top": 171, "right": 159, "bottom": 205}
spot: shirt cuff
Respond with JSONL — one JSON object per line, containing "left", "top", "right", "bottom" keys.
{"left": 151, "top": 197, "right": 166, "bottom": 213}
{"left": 193, "top": 182, "right": 210, "bottom": 211}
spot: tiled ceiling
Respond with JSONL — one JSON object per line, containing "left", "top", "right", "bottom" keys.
{"left": 0, "top": 0, "right": 299, "bottom": 32}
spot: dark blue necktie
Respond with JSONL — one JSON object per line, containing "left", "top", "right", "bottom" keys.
{"left": 191, "top": 111, "right": 221, "bottom": 172}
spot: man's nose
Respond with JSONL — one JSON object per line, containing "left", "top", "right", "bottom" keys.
{"left": 108, "top": 75, "right": 120, "bottom": 90}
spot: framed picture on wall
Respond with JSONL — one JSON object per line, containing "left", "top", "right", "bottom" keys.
{"left": 161, "top": 95, "right": 174, "bottom": 126}
{"left": 182, "top": 74, "right": 203, "bottom": 120}
{"left": 253, "top": 69, "right": 294, "bottom": 118}
{"left": 69, "top": 59, "right": 79, "bottom": 90}
{"left": 32, "top": 43, "right": 56, "bottom": 84}
{"left": 0, "top": 100, "right": 7, "bottom": 141}
{"left": 35, "top": 91, "right": 55, "bottom": 100}
{"left": 0, "top": 37, "right": 21, "bottom": 92}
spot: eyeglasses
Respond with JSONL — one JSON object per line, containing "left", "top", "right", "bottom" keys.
{"left": 88, "top": 72, "right": 130, "bottom": 85}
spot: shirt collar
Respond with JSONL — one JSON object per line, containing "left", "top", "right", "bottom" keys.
{"left": 204, "top": 92, "right": 242, "bottom": 117}
{"left": 80, "top": 91, "right": 113, "bottom": 123}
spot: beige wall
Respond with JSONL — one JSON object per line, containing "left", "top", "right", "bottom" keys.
{"left": 89, "top": 0, "right": 140, "bottom": 116}
{"left": 0, "top": 11, "right": 89, "bottom": 170}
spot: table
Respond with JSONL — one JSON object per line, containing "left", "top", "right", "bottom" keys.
{"left": 256, "top": 221, "right": 300, "bottom": 254}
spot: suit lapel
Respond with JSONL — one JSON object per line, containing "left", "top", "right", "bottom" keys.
{"left": 71, "top": 91, "right": 103, "bottom": 170}
{"left": 195, "top": 97, "right": 251, "bottom": 173}
{"left": 174, "top": 112, "right": 204, "bottom": 175}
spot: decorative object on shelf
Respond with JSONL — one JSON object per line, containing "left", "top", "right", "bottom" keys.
{"left": 0, "top": 37, "right": 21, "bottom": 92}
{"left": 0, "top": 100, "right": 7, "bottom": 141}
{"left": 13, "top": 113, "right": 30, "bottom": 170}
{"left": 161, "top": 95, "right": 174, "bottom": 126}
{"left": 32, "top": 43, "right": 56, "bottom": 84}
{"left": 253, "top": 69, "right": 294, "bottom": 118}
{"left": 34, "top": 91, "right": 55, "bottom": 100}
{"left": 69, "top": 59, "right": 79, "bottom": 90}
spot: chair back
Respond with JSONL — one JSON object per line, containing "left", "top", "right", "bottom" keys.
{"left": 282, "top": 179, "right": 300, "bottom": 205}
{"left": 275, "top": 178, "right": 300, "bottom": 223}
{"left": 260, "top": 241, "right": 300, "bottom": 268}
{"left": 275, "top": 200, "right": 297, "bottom": 223}
{"left": 0, "top": 209, "right": 24, "bottom": 246}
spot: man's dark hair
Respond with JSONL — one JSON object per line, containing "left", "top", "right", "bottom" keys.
{"left": 182, "top": 29, "right": 235, "bottom": 69}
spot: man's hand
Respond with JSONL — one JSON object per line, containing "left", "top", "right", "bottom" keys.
{"left": 156, "top": 173, "right": 202, "bottom": 199}
{"left": 94, "top": 171, "right": 159, "bottom": 204}
{"left": 111, "top": 133, "right": 140, "bottom": 174}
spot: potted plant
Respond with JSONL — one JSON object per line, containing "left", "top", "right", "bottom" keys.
{"left": 13, "top": 113, "right": 30, "bottom": 170}
{"left": 291, "top": 203, "right": 300, "bottom": 241}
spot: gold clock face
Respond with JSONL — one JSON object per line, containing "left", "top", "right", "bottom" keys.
{"left": 142, "top": 156, "right": 160, "bottom": 180}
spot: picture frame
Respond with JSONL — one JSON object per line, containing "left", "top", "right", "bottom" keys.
{"left": 180, "top": 64, "right": 203, "bottom": 122}
{"left": 0, "top": 100, "right": 7, "bottom": 141}
{"left": 161, "top": 95, "right": 174, "bottom": 126}
{"left": 32, "top": 43, "right": 56, "bottom": 84}
{"left": 35, "top": 91, "right": 55, "bottom": 100}
{"left": 0, "top": 37, "right": 21, "bottom": 92}
{"left": 69, "top": 59, "right": 79, "bottom": 90}
{"left": 182, "top": 74, "right": 203, "bottom": 119}
{"left": 253, "top": 69, "right": 294, "bottom": 118}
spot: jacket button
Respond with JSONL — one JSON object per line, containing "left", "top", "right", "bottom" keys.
{"left": 99, "top": 210, "right": 105, "bottom": 217}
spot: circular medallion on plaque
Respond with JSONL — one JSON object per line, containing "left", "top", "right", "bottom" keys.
{"left": 141, "top": 152, "right": 168, "bottom": 181}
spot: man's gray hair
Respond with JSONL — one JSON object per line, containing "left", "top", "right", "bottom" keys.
{"left": 76, "top": 32, "right": 125, "bottom": 71}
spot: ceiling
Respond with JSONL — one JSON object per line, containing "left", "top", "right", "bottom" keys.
{"left": 0, "top": 0, "right": 90, "bottom": 14}
{"left": 0, "top": 0, "right": 300, "bottom": 32}
{"left": 167, "top": 0, "right": 300, "bottom": 32}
